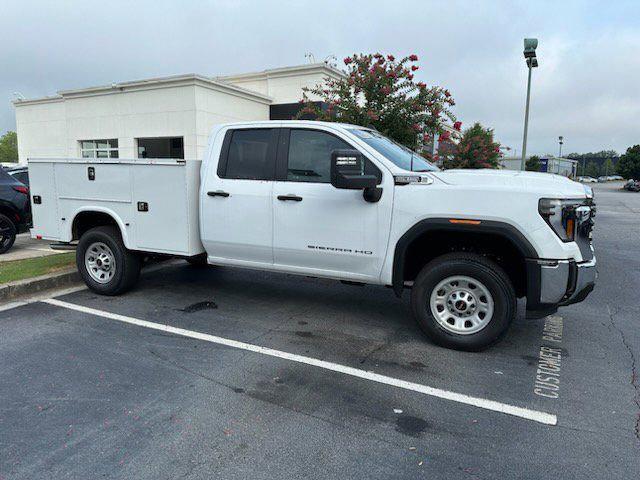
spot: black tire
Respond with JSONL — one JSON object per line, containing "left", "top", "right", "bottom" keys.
{"left": 0, "top": 214, "right": 17, "bottom": 254}
{"left": 185, "top": 253, "right": 208, "bottom": 267}
{"left": 76, "top": 225, "right": 141, "bottom": 295}
{"left": 410, "top": 252, "right": 516, "bottom": 351}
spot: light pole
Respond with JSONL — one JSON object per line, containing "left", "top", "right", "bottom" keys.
{"left": 558, "top": 136, "right": 564, "bottom": 158}
{"left": 520, "top": 38, "right": 539, "bottom": 171}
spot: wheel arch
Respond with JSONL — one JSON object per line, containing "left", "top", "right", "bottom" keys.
{"left": 69, "top": 207, "right": 131, "bottom": 248}
{"left": 392, "top": 218, "right": 538, "bottom": 297}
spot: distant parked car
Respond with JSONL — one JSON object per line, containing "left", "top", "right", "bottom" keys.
{"left": 0, "top": 168, "right": 31, "bottom": 253}
{"left": 4, "top": 165, "right": 29, "bottom": 187}
{"left": 609, "top": 175, "right": 623, "bottom": 181}
{"left": 597, "top": 176, "right": 610, "bottom": 182}
{"left": 577, "top": 176, "right": 597, "bottom": 183}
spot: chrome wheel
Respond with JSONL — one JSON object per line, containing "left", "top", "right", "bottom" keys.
{"left": 84, "top": 242, "right": 116, "bottom": 284}
{"left": 429, "top": 275, "right": 494, "bottom": 335}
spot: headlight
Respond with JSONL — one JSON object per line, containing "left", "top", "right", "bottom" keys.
{"left": 538, "top": 198, "right": 585, "bottom": 242}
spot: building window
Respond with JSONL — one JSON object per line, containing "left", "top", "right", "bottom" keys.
{"left": 137, "top": 137, "right": 184, "bottom": 159}
{"left": 80, "top": 139, "right": 119, "bottom": 158}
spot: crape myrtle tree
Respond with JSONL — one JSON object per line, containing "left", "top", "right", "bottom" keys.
{"left": 298, "top": 53, "right": 458, "bottom": 158}
{"left": 445, "top": 122, "right": 502, "bottom": 169}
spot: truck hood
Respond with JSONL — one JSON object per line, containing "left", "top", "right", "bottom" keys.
{"left": 431, "top": 169, "right": 589, "bottom": 198}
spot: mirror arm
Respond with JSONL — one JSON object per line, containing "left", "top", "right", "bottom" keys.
{"left": 363, "top": 186, "right": 383, "bottom": 203}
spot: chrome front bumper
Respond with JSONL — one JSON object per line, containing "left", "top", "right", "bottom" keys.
{"left": 559, "top": 256, "right": 597, "bottom": 306}
{"left": 526, "top": 254, "right": 597, "bottom": 314}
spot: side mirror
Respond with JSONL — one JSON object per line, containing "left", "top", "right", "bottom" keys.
{"left": 330, "top": 149, "right": 378, "bottom": 190}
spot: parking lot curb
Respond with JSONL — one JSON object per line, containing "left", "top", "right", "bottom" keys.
{"left": 0, "top": 268, "right": 81, "bottom": 303}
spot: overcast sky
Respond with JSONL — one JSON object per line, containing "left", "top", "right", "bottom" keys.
{"left": 2, "top": 0, "right": 639, "bottom": 155}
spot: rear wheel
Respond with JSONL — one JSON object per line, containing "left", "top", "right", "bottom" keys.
{"left": 77, "top": 226, "right": 141, "bottom": 295}
{"left": 410, "top": 252, "right": 516, "bottom": 351}
{"left": 0, "top": 214, "right": 17, "bottom": 254}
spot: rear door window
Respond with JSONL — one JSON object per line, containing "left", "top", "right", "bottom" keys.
{"left": 219, "top": 129, "right": 278, "bottom": 180}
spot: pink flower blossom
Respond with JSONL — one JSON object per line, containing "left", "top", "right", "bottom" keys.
{"left": 453, "top": 121, "right": 462, "bottom": 131}
{"left": 409, "top": 54, "right": 418, "bottom": 61}
{"left": 387, "top": 54, "right": 395, "bottom": 61}
{"left": 411, "top": 65, "right": 419, "bottom": 71}
{"left": 344, "top": 57, "right": 352, "bottom": 65}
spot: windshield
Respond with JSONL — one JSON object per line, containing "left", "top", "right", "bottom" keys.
{"left": 349, "top": 128, "right": 439, "bottom": 172}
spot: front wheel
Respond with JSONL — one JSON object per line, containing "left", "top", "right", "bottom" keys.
{"left": 76, "top": 226, "right": 141, "bottom": 295}
{"left": 410, "top": 252, "right": 516, "bottom": 351}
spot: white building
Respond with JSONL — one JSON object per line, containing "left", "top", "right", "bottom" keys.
{"left": 13, "top": 64, "right": 343, "bottom": 163}
{"left": 501, "top": 156, "right": 578, "bottom": 177}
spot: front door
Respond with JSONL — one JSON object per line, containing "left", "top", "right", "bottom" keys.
{"left": 200, "top": 127, "right": 278, "bottom": 265}
{"left": 272, "top": 127, "right": 393, "bottom": 282}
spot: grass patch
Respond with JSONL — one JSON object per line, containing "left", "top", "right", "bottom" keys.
{"left": 0, "top": 252, "right": 76, "bottom": 284}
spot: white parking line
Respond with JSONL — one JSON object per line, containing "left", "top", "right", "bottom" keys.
{"left": 42, "top": 297, "right": 558, "bottom": 426}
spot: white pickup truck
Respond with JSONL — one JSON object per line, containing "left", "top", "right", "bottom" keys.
{"left": 28, "top": 120, "right": 596, "bottom": 350}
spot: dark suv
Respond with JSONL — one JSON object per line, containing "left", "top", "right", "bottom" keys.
{"left": 0, "top": 167, "right": 31, "bottom": 253}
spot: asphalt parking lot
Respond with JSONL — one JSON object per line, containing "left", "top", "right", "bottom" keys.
{"left": 1, "top": 182, "right": 638, "bottom": 479}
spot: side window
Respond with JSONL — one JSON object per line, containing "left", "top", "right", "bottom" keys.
{"left": 286, "top": 129, "right": 382, "bottom": 183}
{"left": 287, "top": 130, "right": 350, "bottom": 183}
{"left": 222, "top": 129, "right": 276, "bottom": 180}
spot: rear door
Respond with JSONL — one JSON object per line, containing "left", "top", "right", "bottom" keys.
{"left": 25, "top": 161, "right": 60, "bottom": 239}
{"left": 200, "top": 127, "right": 278, "bottom": 265}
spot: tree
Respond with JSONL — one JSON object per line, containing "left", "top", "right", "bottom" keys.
{"left": 444, "top": 122, "right": 502, "bottom": 169}
{"left": 0, "top": 131, "right": 18, "bottom": 163}
{"left": 525, "top": 155, "right": 541, "bottom": 172}
{"left": 602, "top": 158, "right": 615, "bottom": 176}
{"left": 298, "top": 53, "right": 456, "bottom": 151}
{"left": 616, "top": 145, "right": 640, "bottom": 179}
{"left": 566, "top": 150, "right": 619, "bottom": 176}
{"left": 585, "top": 160, "right": 600, "bottom": 178}
{"left": 567, "top": 150, "right": 619, "bottom": 160}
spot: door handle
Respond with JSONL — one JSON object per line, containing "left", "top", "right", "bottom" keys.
{"left": 207, "top": 190, "right": 230, "bottom": 198}
{"left": 277, "top": 194, "right": 303, "bottom": 202}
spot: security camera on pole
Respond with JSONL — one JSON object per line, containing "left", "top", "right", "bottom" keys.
{"left": 520, "top": 38, "right": 539, "bottom": 171}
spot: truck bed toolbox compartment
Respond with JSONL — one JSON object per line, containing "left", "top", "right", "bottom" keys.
{"left": 28, "top": 158, "right": 204, "bottom": 256}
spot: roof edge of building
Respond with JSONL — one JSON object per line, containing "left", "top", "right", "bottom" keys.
{"left": 217, "top": 62, "right": 345, "bottom": 83}
{"left": 14, "top": 73, "right": 274, "bottom": 106}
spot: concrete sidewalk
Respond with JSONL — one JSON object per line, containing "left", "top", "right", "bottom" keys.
{"left": 0, "top": 233, "right": 68, "bottom": 263}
